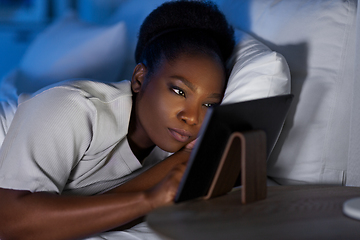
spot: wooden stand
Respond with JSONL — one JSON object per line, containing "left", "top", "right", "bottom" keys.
{"left": 204, "top": 130, "right": 267, "bottom": 204}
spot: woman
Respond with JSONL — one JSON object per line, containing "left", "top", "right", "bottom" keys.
{"left": 0, "top": 1, "right": 235, "bottom": 239}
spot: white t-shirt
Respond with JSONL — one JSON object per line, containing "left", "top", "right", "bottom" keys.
{"left": 0, "top": 79, "right": 170, "bottom": 195}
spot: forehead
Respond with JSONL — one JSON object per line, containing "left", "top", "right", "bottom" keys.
{"left": 150, "top": 52, "right": 226, "bottom": 92}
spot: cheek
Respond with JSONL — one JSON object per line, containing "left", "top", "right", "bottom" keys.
{"left": 138, "top": 84, "right": 175, "bottom": 129}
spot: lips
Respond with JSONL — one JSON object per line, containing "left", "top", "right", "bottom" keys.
{"left": 168, "top": 128, "right": 192, "bottom": 143}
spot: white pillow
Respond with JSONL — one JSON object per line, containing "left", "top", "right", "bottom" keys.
{"left": 16, "top": 11, "right": 127, "bottom": 94}
{"left": 0, "top": 69, "right": 19, "bottom": 148}
{"left": 222, "top": 29, "right": 291, "bottom": 104}
{"left": 216, "top": 0, "right": 358, "bottom": 185}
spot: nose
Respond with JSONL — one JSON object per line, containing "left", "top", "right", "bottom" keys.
{"left": 178, "top": 103, "right": 200, "bottom": 126}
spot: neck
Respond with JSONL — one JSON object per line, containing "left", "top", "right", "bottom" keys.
{"left": 127, "top": 135, "right": 155, "bottom": 164}
{"left": 127, "top": 105, "right": 155, "bottom": 163}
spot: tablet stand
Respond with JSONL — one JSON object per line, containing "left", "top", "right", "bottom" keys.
{"left": 204, "top": 130, "right": 267, "bottom": 204}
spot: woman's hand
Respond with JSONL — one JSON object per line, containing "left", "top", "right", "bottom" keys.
{"left": 185, "top": 138, "right": 198, "bottom": 151}
{"left": 145, "top": 161, "right": 187, "bottom": 209}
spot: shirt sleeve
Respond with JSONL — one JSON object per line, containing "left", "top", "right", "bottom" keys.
{"left": 0, "top": 86, "right": 95, "bottom": 193}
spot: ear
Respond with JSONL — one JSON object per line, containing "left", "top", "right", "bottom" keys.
{"left": 131, "top": 63, "right": 148, "bottom": 93}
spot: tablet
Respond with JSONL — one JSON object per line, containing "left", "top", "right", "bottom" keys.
{"left": 174, "top": 94, "right": 294, "bottom": 203}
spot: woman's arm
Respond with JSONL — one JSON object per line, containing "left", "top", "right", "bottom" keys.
{"left": 107, "top": 148, "right": 191, "bottom": 194}
{"left": 0, "top": 188, "right": 151, "bottom": 240}
{"left": 0, "top": 158, "right": 187, "bottom": 240}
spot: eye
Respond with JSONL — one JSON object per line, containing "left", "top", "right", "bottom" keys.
{"left": 172, "top": 87, "right": 186, "bottom": 97}
{"left": 203, "top": 103, "right": 218, "bottom": 108}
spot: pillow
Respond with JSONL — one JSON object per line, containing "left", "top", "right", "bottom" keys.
{"left": 216, "top": 0, "right": 358, "bottom": 185}
{"left": 16, "top": 11, "right": 127, "bottom": 94}
{"left": 0, "top": 69, "right": 19, "bottom": 148}
{"left": 222, "top": 29, "right": 291, "bottom": 104}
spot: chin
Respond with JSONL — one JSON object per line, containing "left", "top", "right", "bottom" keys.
{"left": 156, "top": 142, "right": 186, "bottom": 153}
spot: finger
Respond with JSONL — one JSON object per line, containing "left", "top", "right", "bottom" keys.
{"left": 185, "top": 138, "right": 198, "bottom": 150}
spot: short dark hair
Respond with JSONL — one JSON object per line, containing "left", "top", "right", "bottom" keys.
{"left": 135, "top": 0, "right": 235, "bottom": 75}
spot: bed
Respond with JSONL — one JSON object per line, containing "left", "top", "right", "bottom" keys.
{"left": 0, "top": 0, "right": 359, "bottom": 188}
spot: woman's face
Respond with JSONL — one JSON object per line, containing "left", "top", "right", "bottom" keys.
{"left": 131, "top": 53, "right": 226, "bottom": 153}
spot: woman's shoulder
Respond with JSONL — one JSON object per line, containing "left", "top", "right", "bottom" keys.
{"left": 64, "top": 79, "right": 132, "bottom": 103}
{"left": 19, "top": 79, "right": 132, "bottom": 105}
